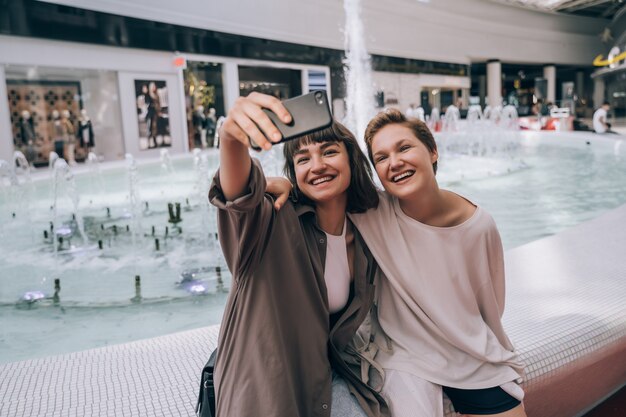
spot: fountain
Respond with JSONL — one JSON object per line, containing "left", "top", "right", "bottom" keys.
{"left": 501, "top": 105, "right": 519, "bottom": 130}
{"left": 51, "top": 158, "right": 89, "bottom": 247}
{"left": 125, "top": 153, "right": 143, "bottom": 249}
{"left": 443, "top": 105, "right": 460, "bottom": 132}
{"left": 1, "top": 2, "right": 625, "bottom": 370}
{"left": 415, "top": 106, "right": 425, "bottom": 122}
{"left": 466, "top": 105, "right": 483, "bottom": 125}
{"left": 429, "top": 107, "right": 441, "bottom": 131}
{"left": 343, "top": 0, "right": 376, "bottom": 147}
{"left": 86, "top": 151, "right": 106, "bottom": 206}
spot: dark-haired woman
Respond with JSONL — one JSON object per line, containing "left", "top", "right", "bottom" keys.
{"left": 209, "top": 92, "right": 388, "bottom": 417}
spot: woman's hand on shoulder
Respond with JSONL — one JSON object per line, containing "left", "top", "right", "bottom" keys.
{"left": 219, "top": 92, "right": 292, "bottom": 150}
{"left": 266, "top": 177, "right": 293, "bottom": 210}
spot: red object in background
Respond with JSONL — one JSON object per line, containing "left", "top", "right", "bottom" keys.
{"left": 544, "top": 118, "right": 559, "bottom": 130}
{"left": 173, "top": 56, "right": 187, "bottom": 69}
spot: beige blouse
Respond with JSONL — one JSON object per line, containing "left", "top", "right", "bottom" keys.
{"left": 350, "top": 191, "right": 525, "bottom": 390}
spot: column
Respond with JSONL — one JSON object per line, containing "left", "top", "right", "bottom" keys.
{"left": 222, "top": 61, "right": 240, "bottom": 113}
{"left": 576, "top": 70, "right": 585, "bottom": 99}
{"left": 487, "top": 60, "right": 502, "bottom": 107}
{"left": 0, "top": 65, "right": 14, "bottom": 161}
{"left": 593, "top": 77, "right": 605, "bottom": 109}
{"left": 543, "top": 64, "right": 556, "bottom": 104}
{"left": 478, "top": 75, "right": 486, "bottom": 107}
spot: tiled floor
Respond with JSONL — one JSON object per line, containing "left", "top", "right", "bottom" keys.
{"left": 1, "top": 205, "right": 625, "bottom": 417}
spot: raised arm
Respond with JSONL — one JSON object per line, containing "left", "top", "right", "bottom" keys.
{"left": 219, "top": 92, "right": 292, "bottom": 201}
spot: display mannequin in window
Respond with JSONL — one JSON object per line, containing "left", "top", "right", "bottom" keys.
{"left": 19, "top": 110, "right": 37, "bottom": 164}
{"left": 192, "top": 105, "right": 207, "bottom": 149}
{"left": 61, "top": 110, "right": 76, "bottom": 165}
{"left": 146, "top": 82, "right": 161, "bottom": 148}
{"left": 156, "top": 84, "right": 170, "bottom": 145}
{"left": 77, "top": 109, "right": 95, "bottom": 152}
{"left": 206, "top": 107, "right": 217, "bottom": 148}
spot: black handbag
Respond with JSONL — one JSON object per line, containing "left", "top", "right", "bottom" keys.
{"left": 196, "top": 348, "right": 218, "bottom": 417}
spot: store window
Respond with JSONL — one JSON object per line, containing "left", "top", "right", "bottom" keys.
{"left": 183, "top": 61, "right": 225, "bottom": 150}
{"left": 421, "top": 87, "right": 466, "bottom": 115}
{"left": 238, "top": 66, "right": 302, "bottom": 99}
{"left": 5, "top": 65, "right": 123, "bottom": 167}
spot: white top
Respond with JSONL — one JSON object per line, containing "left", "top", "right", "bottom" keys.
{"left": 349, "top": 191, "right": 524, "bottom": 389}
{"left": 593, "top": 108, "right": 608, "bottom": 133}
{"left": 324, "top": 218, "right": 351, "bottom": 314}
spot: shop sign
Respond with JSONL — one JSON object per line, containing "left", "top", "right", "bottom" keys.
{"left": 593, "top": 46, "right": 626, "bottom": 68}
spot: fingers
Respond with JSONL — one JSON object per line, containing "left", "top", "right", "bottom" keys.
{"left": 248, "top": 92, "right": 292, "bottom": 125}
{"left": 273, "top": 185, "right": 291, "bottom": 210}
{"left": 265, "top": 177, "right": 293, "bottom": 210}
{"left": 221, "top": 93, "right": 291, "bottom": 150}
{"left": 219, "top": 117, "right": 249, "bottom": 147}
{"left": 231, "top": 107, "right": 272, "bottom": 150}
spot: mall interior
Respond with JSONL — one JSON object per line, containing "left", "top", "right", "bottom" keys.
{"left": 0, "top": 0, "right": 625, "bottom": 164}
{"left": 0, "top": 1, "right": 624, "bottom": 417}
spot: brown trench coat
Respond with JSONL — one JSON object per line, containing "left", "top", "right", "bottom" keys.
{"left": 209, "top": 159, "right": 389, "bottom": 417}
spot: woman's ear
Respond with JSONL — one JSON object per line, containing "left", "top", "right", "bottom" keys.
{"left": 431, "top": 148, "right": 438, "bottom": 164}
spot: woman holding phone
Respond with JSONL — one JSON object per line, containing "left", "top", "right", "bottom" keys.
{"left": 270, "top": 109, "right": 527, "bottom": 417}
{"left": 209, "top": 92, "right": 389, "bottom": 417}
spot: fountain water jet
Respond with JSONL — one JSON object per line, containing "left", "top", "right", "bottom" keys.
{"left": 343, "top": 0, "right": 375, "bottom": 147}
{"left": 52, "top": 158, "right": 88, "bottom": 246}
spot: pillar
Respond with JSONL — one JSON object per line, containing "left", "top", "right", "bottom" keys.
{"left": 593, "top": 77, "right": 605, "bottom": 109}
{"left": 543, "top": 64, "right": 556, "bottom": 104}
{"left": 222, "top": 61, "right": 240, "bottom": 112}
{"left": 576, "top": 70, "right": 585, "bottom": 99}
{"left": 487, "top": 60, "right": 502, "bottom": 107}
{"left": 478, "top": 75, "right": 486, "bottom": 107}
{"left": 0, "top": 65, "right": 14, "bottom": 162}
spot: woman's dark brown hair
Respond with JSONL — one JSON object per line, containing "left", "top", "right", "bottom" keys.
{"left": 364, "top": 109, "right": 438, "bottom": 174}
{"left": 283, "top": 120, "right": 378, "bottom": 213}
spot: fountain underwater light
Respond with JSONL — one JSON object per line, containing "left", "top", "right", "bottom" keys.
{"left": 176, "top": 266, "right": 226, "bottom": 295}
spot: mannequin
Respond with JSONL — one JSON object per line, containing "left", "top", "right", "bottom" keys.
{"left": 19, "top": 110, "right": 37, "bottom": 164}
{"left": 157, "top": 84, "right": 170, "bottom": 146}
{"left": 19, "top": 110, "right": 36, "bottom": 145}
{"left": 61, "top": 110, "right": 76, "bottom": 165}
{"left": 77, "top": 109, "right": 95, "bottom": 151}
{"left": 51, "top": 110, "right": 65, "bottom": 160}
{"left": 206, "top": 107, "right": 217, "bottom": 148}
{"left": 192, "top": 105, "right": 207, "bottom": 148}
{"left": 146, "top": 82, "right": 160, "bottom": 148}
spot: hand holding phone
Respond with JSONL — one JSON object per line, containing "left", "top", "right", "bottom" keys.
{"left": 219, "top": 92, "right": 292, "bottom": 151}
{"left": 253, "top": 90, "right": 332, "bottom": 150}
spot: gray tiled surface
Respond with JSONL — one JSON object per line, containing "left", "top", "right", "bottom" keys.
{"left": 0, "top": 327, "right": 219, "bottom": 417}
{"left": 1, "top": 205, "right": 625, "bottom": 417}
{"left": 503, "top": 203, "right": 626, "bottom": 392}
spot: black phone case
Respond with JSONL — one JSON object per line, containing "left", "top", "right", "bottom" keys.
{"left": 261, "top": 90, "right": 333, "bottom": 145}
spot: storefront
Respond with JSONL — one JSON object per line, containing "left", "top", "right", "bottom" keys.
{"left": 0, "top": 1, "right": 468, "bottom": 165}
{"left": 0, "top": 36, "right": 332, "bottom": 164}
{"left": 5, "top": 65, "right": 123, "bottom": 167}
{"left": 371, "top": 71, "right": 470, "bottom": 116}
{"left": 0, "top": 36, "right": 187, "bottom": 164}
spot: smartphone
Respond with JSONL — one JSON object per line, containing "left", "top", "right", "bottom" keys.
{"left": 252, "top": 90, "right": 332, "bottom": 150}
